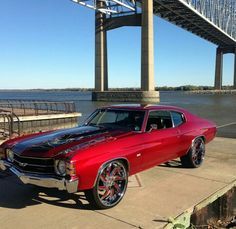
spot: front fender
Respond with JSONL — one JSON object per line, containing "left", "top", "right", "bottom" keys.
{"left": 74, "top": 152, "right": 129, "bottom": 191}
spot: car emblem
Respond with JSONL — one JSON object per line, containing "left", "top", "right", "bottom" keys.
{"left": 19, "top": 162, "right": 28, "bottom": 167}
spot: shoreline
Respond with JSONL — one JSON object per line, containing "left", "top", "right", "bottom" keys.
{"left": 185, "top": 89, "right": 236, "bottom": 94}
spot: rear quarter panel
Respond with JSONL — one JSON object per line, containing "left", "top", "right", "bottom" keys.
{"left": 177, "top": 111, "right": 216, "bottom": 157}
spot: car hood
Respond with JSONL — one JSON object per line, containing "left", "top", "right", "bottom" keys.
{"left": 11, "top": 125, "right": 131, "bottom": 158}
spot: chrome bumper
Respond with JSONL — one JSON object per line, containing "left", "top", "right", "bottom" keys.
{"left": 0, "top": 160, "right": 78, "bottom": 193}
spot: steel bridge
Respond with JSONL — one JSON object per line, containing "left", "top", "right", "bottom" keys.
{"left": 155, "top": 0, "right": 236, "bottom": 47}
{"left": 155, "top": 0, "right": 236, "bottom": 91}
{"left": 72, "top": 0, "right": 236, "bottom": 101}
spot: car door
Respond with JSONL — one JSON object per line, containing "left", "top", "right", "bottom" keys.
{"left": 140, "top": 110, "right": 181, "bottom": 170}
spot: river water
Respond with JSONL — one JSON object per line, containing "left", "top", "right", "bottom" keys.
{"left": 0, "top": 90, "right": 235, "bottom": 138}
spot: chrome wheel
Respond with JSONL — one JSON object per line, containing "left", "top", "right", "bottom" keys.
{"left": 191, "top": 138, "right": 205, "bottom": 166}
{"left": 96, "top": 161, "right": 128, "bottom": 208}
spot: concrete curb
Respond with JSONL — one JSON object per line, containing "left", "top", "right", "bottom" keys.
{"left": 164, "top": 179, "right": 236, "bottom": 228}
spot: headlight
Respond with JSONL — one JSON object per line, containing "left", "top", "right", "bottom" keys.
{"left": 6, "top": 149, "right": 14, "bottom": 162}
{"left": 54, "top": 160, "right": 66, "bottom": 176}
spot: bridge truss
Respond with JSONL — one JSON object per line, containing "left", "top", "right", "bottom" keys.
{"left": 72, "top": 0, "right": 236, "bottom": 47}
{"left": 71, "top": 0, "right": 138, "bottom": 16}
{"left": 185, "top": 0, "right": 236, "bottom": 41}
{"left": 154, "top": 0, "right": 236, "bottom": 48}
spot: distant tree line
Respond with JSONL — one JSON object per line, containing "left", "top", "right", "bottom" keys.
{"left": 155, "top": 85, "right": 234, "bottom": 91}
{"left": 155, "top": 85, "right": 215, "bottom": 91}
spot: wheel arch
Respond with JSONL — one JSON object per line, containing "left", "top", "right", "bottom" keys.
{"left": 193, "top": 135, "right": 206, "bottom": 144}
{"left": 180, "top": 135, "right": 206, "bottom": 168}
{"left": 188, "top": 135, "right": 206, "bottom": 151}
{"left": 183, "top": 135, "right": 206, "bottom": 157}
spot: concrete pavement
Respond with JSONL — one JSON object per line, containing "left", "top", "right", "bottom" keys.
{"left": 0, "top": 137, "right": 236, "bottom": 229}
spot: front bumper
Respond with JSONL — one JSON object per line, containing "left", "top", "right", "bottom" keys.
{"left": 0, "top": 160, "right": 78, "bottom": 193}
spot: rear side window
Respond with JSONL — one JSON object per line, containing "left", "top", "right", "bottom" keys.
{"left": 171, "top": 111, "right": 185, "bottom": 127}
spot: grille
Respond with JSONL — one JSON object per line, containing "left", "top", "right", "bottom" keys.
{"left": 13, "top": 153, "right": 55, "bottom": 175}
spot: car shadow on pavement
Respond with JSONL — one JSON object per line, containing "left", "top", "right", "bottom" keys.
{"left": 35, "top": 187, "right": 97, "bottom": 210}
{"left": 158, "top": 159, "right": 184, "bottom": 168}
{"left": 0, "top": 174, "right": 42, "bottom": 209}
{"left": 0, "top": 172, "right": 96, "bottom": 210}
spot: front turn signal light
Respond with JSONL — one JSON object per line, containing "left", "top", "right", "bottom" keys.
{"left": 66, "top": 161, "right": 77, "bottom": 177}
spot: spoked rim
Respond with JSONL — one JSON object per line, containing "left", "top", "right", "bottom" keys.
{"left": 96, "top": 161, "right": 128, "bottom": 207}
{"left": 191, "top": 138, "right": 205, "bottom": 166}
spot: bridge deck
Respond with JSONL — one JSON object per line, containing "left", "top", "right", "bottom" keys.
{"left": 153, "top": 0, "right": 236, "bottom": 49}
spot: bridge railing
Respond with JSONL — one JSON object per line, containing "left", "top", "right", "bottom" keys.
{"left": 0, "top": 100, "right": 76, "bottom": 116}
{"left": 183, "top": 0, "right": 236, "bottom": 39}
{"left": 0, "top": 109, "right": 20, "bottom": 139}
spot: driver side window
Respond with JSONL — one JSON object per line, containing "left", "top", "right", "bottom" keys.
{"left": 146, "top": 110, "right": 173, "bottom": 131}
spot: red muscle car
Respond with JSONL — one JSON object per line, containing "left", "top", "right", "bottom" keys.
{"left": 0, "top": 104, "right": 216, "bottom": 209}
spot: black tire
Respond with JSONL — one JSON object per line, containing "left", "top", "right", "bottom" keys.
{"left": 180, "top": 138, "right": 205, "bottom": 168}
{"left": 85, "top": 160, "right": 128, "bottom": 209}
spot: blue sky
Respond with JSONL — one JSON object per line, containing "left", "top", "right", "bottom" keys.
{"left": 0, "top": 0, "right": 234, "bottom": 89}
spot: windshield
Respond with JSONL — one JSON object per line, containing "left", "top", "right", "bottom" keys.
{"left": 86, "top": 109, "right": 145, "bottom": 131}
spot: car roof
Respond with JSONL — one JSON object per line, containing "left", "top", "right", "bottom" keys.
{"left": 101, "top": 104, "right": 187, "bottom": 112}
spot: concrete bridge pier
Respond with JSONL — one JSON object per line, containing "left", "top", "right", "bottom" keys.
{"left": 141, "top": 0, "right": 155, "bottom": 92}
{"left": 214, "top": 47, "right": 223, "bottom": 90}
{"left": 92, "top": 0, "right": 159, "bottom": 102}
{"left": 94, "top": 0, "right": 108, "bottom": 92}
{"left": 214, "top": 47, "right": 236, "bottom": 90}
